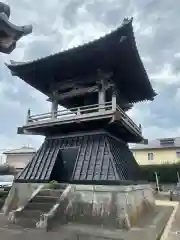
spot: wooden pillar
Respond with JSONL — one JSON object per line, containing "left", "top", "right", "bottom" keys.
{"left": 26, "top": 108, "right": 31, "bottom": 124}
{"left": 177, "top": 172, "right": 180, "bottom": 182}
{"left": 51, "top": 99, "right": 58, "bottom": 118}
{"left": 112, "top": 91, "right": 116, "bottom": 111}
{"left": 155, "top": 172, "right": 160, "bottom": 193}
{"left": 139, "top": 124, "right": 142, "bottom": 134}
{"left": 98, "top": 80, "right": 106, "bottom": 112}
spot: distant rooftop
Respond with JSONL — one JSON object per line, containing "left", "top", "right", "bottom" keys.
{"left": 131, "top": 137, "right": 180, "bottom": 150}
{"left": 3, "top": 146, "right": 36, "bottom": 155}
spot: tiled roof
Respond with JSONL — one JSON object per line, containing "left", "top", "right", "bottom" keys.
{"left": 6, "top": 18, "right": 156, "bottom": 104}
{"left": 131, "top": 137, "right": 180, "bottom": 150}
{"left": 3, "top": 146, "right": 36, "bottom": 155}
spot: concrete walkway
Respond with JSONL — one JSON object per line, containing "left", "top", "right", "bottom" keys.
{"left": 163, "top": 203, "right": 180, "bottom": 240}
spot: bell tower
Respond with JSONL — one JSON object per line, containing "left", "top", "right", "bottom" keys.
{"left": 6, "top": 18, "right": 156, "bottom": 183}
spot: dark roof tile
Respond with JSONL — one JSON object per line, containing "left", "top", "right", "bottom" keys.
{"left": 6, "top": 18, "right": 156, "bottom": 104}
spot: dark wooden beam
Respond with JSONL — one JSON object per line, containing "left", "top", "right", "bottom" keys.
{"left": 50, "top": 71, "right": 113, "bottom": 92}
{"left": 50, "top": 77, "right": 96, "bottom": 92}
{"left": 50, "top": 86, "right": 98, "bottom": 101}
{"left": 48, "top": 82, "right": 115, "bottom": 101}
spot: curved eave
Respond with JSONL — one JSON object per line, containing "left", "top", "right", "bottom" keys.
{"left": 6, "top": 17, "right": 156, "bottom": 103}
{"left": 7, "top": 18, "right": 133, "bottom": 69}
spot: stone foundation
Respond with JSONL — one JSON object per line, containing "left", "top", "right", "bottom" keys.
{"left": 50, "top": 184, "right": 155, "bottom": 230}
{"left": 3, "top": 183, "right": 155, "bottom": 230}
{"left": 2, "top": 182, "right": 46, "bottom": 215}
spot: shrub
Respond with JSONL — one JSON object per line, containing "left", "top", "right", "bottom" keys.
{"left": 140, "top": 163, "right": 180, "bottom": 183}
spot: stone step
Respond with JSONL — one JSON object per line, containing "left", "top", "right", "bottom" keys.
{"left": 32, "top": 195, "right": 60, "bottom": 203}
{"left": 42, "top": 184, "right": 67, "bottom": 191}
{"left": 53, "top": 183, "right": 68, "bottom": 189}
{"left": 16, "top": 209, "right": 41, "bottom": 219}
{"left": 14, "top": 216, "right": 38, "bottom": 229}
{"left": 25, "top": 202, "right": 54, "bottom": 212}
{"left": 38, "top": 189, "right": 64, "bottom": 197}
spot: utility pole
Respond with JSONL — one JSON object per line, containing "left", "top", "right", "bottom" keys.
{"left": 155, "top": 172, "right": 160, "bottom": 193}
{"left": 177, "top": 172, "right": 180, "bottom": 183}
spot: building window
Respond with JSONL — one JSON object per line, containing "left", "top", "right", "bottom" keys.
{"left": 176, "top": 152, "right": 180, "bottom": 158}
{"left": 148, "top": 152, "right": 154, "bottom": 160}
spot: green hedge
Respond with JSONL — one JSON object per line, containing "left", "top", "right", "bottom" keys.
{"left": 0, "top": 190, "right": 9, "bottom": 198}
{"left": 140, "top": 163, "right": 180, "bottom": 183}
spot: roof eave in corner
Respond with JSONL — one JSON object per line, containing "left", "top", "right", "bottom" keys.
{"left": 6, "top": 17, "right": 134, "bottom": 71}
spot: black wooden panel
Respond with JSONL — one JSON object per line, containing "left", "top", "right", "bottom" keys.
{"left": 16, "top": 136, "right": 83, "bottom": 182}
{"left": 28, "top": 140, "right": 49, "bottom": 180}
{"left": 16, "top": 132, "right": 140, "bottom": 182}
{"left": 107, "top": 136, "right": 140, "bottom": 181}
{"left": 108, "top": 138, "right": 128, "bottom": 180}
{"left": 91, "top": 135, "right": 105, "bottom": 180}
{"left": 92, "top": 135, "right": 102, "bottom": 181}
{"left": 40, "top": 139, "right": 60, "bottom": 180}
{"left": 32, "top": 139, "right": 53, "bottom": 180}
{"left": 76, "top": 135, "right": 88, "bottom": 180}
{"left": 72, "top": 134, "right": 118, "bottom": 181}
{"left": 17, "top": 141, "right": 46, "bottom": 180}
{"left": 61, "top": 148, "right": 79, "bottom": 180}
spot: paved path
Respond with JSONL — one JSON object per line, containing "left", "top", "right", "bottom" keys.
{"left": 165, "top": 204, "right": 180, "bottom": 240}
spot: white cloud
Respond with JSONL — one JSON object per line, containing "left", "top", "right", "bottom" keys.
{"left": 174, "top": 52, "right": 180, "bottom": 58}
{"left": 0, "top": 0, "right": 180, "bottom": 151}
{"left": 0, "top": 134, "right": 44, "bottom": 150}
{"left": 151, "top": 63, "right": 180, "bottom": 85}
{"left": 142, "top": 56, "right": 152, "bottom": 63}
{"left": 143, "top": 126, "right": 180, "bottom": 140}
{"left": 140, "top": 25, "right": 154, "bottom": 37}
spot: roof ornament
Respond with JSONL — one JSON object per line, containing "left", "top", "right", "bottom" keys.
{"left": 123, "top": 17, "right": 133, "bottom": 24}
{"left": 0, "top": 2, "right": 32, "bottom": 54}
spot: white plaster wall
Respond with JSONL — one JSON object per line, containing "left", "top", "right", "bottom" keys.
{"left": 6, "top": 153, "right": 35, "bottom": 169}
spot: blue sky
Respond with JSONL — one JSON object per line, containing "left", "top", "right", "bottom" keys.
{"left": 1, "top": 0, "right": 180, "bottom": 150}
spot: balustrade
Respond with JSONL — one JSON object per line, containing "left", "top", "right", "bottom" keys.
{"left": 25, "top": 102, "right": 142, "bottom": 135}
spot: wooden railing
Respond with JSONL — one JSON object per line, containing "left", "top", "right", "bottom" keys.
{"left": 26, "top": 102, "right": 142, "bottom": 134}
{"left": 116, "top": 105, "right": 141, "bottom": 134}
{"left": 26, "top": 102, "right": 112, "bottom": 123}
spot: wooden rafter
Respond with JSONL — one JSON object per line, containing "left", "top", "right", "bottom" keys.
{"left": 50, "top": 71, "right": 113, "bottom": 92}
{"left": 48, "top": 82, "right": 115, "bottom": 101}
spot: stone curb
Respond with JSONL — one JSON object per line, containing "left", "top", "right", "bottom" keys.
{"left": 156, "top": 200, "right": 179, "bottom": 240}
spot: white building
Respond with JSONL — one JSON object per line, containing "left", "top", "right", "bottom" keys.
{"left": 3, "top": 147, "right": 36, "bottom": 171}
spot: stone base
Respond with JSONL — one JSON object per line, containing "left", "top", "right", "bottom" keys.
{"left": 3, "top": 183, "right": 155, "bottom": 231}
{"left": 49, "top": 184, "right": 155, "bottom": 230}
{"left": 2, "top": 182, "right": 46, "bottom": 215}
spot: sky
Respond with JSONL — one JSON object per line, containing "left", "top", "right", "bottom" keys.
{"left": 0, "top": 0, "right": 180, "bottom": 151}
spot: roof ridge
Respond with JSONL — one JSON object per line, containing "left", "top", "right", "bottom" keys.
{"left": 6, "top": 17, "right": 133, "bottom": 68}
{"left": 156, "top": 136, "right": 180, "bottom": 140}
{"left": 3, "top": 146, "right": 36, "bottom": 154}
{"left": 5, "top": 17, "right": 156, "bottom": 105}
